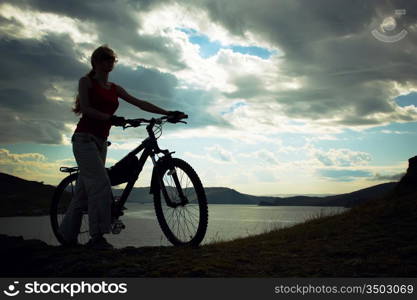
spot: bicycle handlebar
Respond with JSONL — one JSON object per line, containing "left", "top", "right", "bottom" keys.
{"left": 122, "top": 114, "right": 188, "bottom": 129}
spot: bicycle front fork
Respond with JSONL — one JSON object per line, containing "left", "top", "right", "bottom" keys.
{"left": 151, "top": 153, "right": 188, "bottom": 208}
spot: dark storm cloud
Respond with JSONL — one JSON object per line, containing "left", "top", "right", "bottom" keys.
{"left": 2, "top": 0, "right": 416, "bottom": 147}
{"left": 224, "top": 75, "right": 267, "bottom": 99}
{"left": 112, "top": 65, "right": 178, "bottom": 103}
{"left": 0, "top": 34, "right": 85, "bottom": 144}
{"left": 111, "top": 65, "right": 227, "bottom": 128}
{"left": 191, "top": 0, "right": 417, "bottom": 125}
{"left": 11, "top": 0, "right": 162, "bottom": 21}
{"left": 8, "top": 0, "right": 186, "bottom": 70}
{"left": 0, "top": 33, "right": 222, "bottom": 143}
{"left": 0, "top": 111, "right": 69, "bottom": 144}
{"left": 170, "top": 88, "right": 229, "bottom": 128}
{"left": 0, "top": 0, "right": 226, "bottom": 144}
{"left": 0, "top": 35, "right": 85, "bottom": 81}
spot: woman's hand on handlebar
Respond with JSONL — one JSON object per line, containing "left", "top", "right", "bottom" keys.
{"left": 121, "top": 113, "right": 188, "bottom": 129}
{"left": 109, "top": 115, "right": 126, "bottom": 126}
{"left": 167, "top": 111, "right": 188, "bottom": 123}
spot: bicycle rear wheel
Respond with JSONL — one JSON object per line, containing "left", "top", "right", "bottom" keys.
{"left": 50, "top": 173, "right": 90, "bottom": 245}
{"left": 153, "top": 158, "right": 208, "bottom": 246}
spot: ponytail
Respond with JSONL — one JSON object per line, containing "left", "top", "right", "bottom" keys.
{"left": 72, "top": 69, "right": 95, "bottom": 115}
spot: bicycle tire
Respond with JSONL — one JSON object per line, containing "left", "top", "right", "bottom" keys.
{"left": 50, "top": 173, "right": 90, "bottom": 245}
{"left": 153, "top": 158, "right": 208, "bottom": 246}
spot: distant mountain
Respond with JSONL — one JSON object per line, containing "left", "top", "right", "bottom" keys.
{"left": 258, "top": 182, "right": 397, "bottom": 207}
{"left": 123, "top": 183, "right": 397, "bottom": 207}
{"left": 0, "top": 172, "right": 398, "bottom": 217}
{"left": 117, "top": 186, "right": 260, "bottom": 204}
{"left": 265, "top": 193, "right": 334, "bottom": 197}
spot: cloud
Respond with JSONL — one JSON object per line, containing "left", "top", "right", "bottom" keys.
{"left": 313, "top": 148, "right": 372, "bottom": 167}
{"left": 0, "top": 148, "right": 45, "bottom": 162}
{"left": 111, "top": 65, "right": 228, "bottom": 131}
{"left": 188, "top": 0, "right": 417, "bottom": 127}
{"left": 6, "top": 0, "right": 188, "bottom": 71}
{"left": 256, "top": 149, "right": 279, "bottom": 165}
{"left": 0, "top": 34, "right": 84, "bottom": 144}
{"left": 4, "top": 0, "right": 417, "bottom": 148}
{"left": 240, "top": 149, "right": 280, "bottom": 165}
{"left": 0, "top": 1, "right": 228, "bottom": 144}
{"left": 206, "top": 145, "right": 234, "bottom": 163}
{"left": 380, "top": 129, "right": 413, "bottom": 134}
{"left": 113, "top": 65, "right": 178, "bottom": 102}
{"left": 184, "top": 144, "right": 235, "bottom": 164}
{"left": 369, "top": 172, "right": 404, "bottom": 182}
{"left": 0, "top": 148, "right": 68, "bottom": 184}
{"left": 317, "top": 169, "right": 373, "bottom": 182}
{"left": 0, "top": 3, "right": 98, "bottom": 42}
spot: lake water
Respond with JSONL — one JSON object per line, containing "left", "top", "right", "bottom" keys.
{"left": 0, "top": 204, "right": 347, "bottom": 248}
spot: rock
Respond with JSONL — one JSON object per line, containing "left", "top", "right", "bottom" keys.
{"left": 396, "top": 156, "right": 417, "bottom": 195}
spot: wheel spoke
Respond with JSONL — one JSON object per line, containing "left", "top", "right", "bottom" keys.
{"left": 165, "top": 206, "right": 176, "bottom": 226}
{"left": 183, "top": 205, "right": 199, "bottom": 220}
{"left": 182, "top": 208, "right": 194, "bottom": 240}
{"left": 182, "top": 207, "right": 197, "bottom": 232}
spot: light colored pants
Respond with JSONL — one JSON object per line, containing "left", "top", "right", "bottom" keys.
{"left": 59, "top": 132, "right": 113, "bottom": 242}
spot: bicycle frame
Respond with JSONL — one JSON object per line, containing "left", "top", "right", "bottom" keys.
{"left": 111, "top": 121, "right": 186, "bottom": 216}
{"left": 59, "top": 118, "right": 188, "bottom": 217}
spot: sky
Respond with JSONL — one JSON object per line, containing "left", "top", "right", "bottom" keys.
{"left": 0, "top": 0, "right": 417, "bottom": 196}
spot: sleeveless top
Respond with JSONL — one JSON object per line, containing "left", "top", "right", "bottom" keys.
{"left": 74, "top": 78, "right": 119, "bottom": 139}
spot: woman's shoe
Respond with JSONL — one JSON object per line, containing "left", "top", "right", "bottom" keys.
{"left": 62, "top": 237, "right": 79, "bottom": 247}
{"left": 85, "top": 236, "right": 114, "bottom": 250}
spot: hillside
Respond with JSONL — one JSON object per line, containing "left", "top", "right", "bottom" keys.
{"left": 0, "top": 173, "right": 56, "bottom": 216}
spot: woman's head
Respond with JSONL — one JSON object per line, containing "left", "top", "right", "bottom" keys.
{"left": 73, "top": 45, "right": 117, "bottom": 115}
{"left": 90, "top": 45, "right": 117, "bottom": 73}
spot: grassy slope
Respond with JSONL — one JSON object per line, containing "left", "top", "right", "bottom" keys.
{"left": 1, "top": 188, "right": 416, "bottom": 277}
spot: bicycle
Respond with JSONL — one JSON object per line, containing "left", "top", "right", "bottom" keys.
{"left": 50, "top": 115, "right": 208, "bottom": 247}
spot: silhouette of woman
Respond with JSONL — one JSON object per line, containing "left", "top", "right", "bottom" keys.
{"left": 59, "top": 45, "right": 185, "bottom": 249}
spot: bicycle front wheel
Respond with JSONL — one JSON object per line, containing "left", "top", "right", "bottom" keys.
{"left": 50, "top": 173, "right": 90, "bottom": 245}
{"left": 153, "top": 158, "right": 208, "bottom": 246}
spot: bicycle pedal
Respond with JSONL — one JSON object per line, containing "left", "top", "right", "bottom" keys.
{"left": 111, "top": 219, "right": 125, "bottom": 234}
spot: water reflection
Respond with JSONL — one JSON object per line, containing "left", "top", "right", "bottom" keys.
{"left": 0, "top": 204, "right": 347, "bottom": 248}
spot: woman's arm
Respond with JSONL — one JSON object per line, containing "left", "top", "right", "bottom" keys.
{"left": 78, "top": 77, "right": 111, "bottom": 120}
{"left": 115, "top": 85, "right": 170, "bottom": 115}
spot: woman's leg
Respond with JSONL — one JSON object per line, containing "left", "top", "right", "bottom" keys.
{"left": 71, "top": 133, "right": 113, "bottom": 239}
